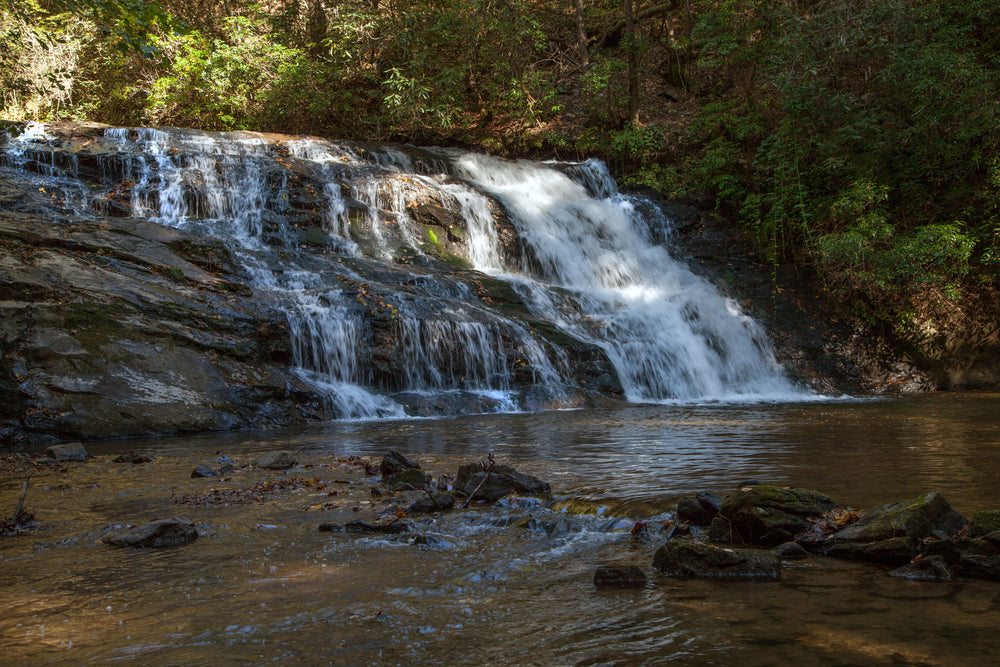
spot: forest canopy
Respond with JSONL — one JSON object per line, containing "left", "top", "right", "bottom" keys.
{"left": 3, "top": 0, "right": 998, "bottom": 336}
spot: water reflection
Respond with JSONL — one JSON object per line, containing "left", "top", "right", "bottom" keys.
{"left": 6, "top": 393, "right": 997, "bottom": 665}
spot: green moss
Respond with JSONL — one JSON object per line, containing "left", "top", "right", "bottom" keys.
{"left": 970, "top": 510, "right": 1000, "bottom": 538}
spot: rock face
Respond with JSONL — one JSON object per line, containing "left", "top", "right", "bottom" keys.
{"left": 0, "top": 123, "right": 628, "bottom": 444}
{"left": 719, "top": 485, "right": 841, "bottom": 546}
{"left": 103, "top": 517, "right": 198, "bottom": 548}
{"left": 652, "top": 540, "right": 781, "bottom": 579}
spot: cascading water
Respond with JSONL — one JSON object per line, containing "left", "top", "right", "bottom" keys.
{"left": 2, "top": 123, "right": 807, "bottom": 420}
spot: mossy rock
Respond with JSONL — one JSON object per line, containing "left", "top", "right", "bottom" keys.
{"left": 829, "top": 491, "right": 965, "bottom": 544}
{"left": 652, "top": 540, "right": 781, "bottom": 579}
{"left": 970, "top": 510, "right": 1000, "bottom": 538}
{"left": 719, "top": 485, "right": 841, "bottom": 546}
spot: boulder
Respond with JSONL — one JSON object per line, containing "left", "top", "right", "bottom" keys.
{"left": 397, "top": 489, "right": 456, "bottom": 514}
{"left": 593, "top": 565, "right": 647, "bottom": 589}
{"left": 969, "top": 510, "right": 1000, "bottom": 538}
{"left": 458, "top": 463, "right": 550, "bottom": 502}
{"left": 821, "top": 492, "right": 966, "bottom": 565}
{"left": 191, "top": 464, "right": 218, "bottom": 478}
{"left": 889, "top": 555, "right": 952, "bottom": 582}
{"left": 45, "top": 442, "right": 89, "bottom": 461}
{"left": 103, "top": 517, "right": 198, "bottom": 548}
{"left": 652, "top": 540, "right": 781, "bottom": 579}
{"left": 113, "top": 451, "right": 154, "bottom": 464}
{"left": 676, "top": 491, "right": 723, "bottom": 526}
{"left": 254, "top": 451, "right": 296, "bottom": 470}
{"left": 379, "top": 450, "right": 420, "bottom": 477}
{"left": 720, "top": 485, "right": 841, "bottom": 546}
{"left": 708, "top": 516, "right": 737, "bottom": 543}
{"left": 956, "top": 530, "right": 1000, "bottom": 580}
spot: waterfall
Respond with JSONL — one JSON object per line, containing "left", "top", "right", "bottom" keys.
{"left": 2, "top": 124, "right": 807, "bottom": 420}
{"left": 450, "top": 153, "right": 799, "bottom": 402}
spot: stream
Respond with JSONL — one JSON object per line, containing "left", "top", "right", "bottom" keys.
{"left": 3, "top": 393, "right": 999, "bottom": 665}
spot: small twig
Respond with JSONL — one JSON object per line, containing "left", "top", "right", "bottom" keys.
{"left": 460, "top": 453, "right": 495, "bottom": 509}
{"left": 14, "top": 472, "right": 33, "bottom": 520}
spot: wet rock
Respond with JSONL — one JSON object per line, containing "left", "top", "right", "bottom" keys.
{"left": 387, "top": 467, "right": 432, "bottom": 490}
{"left": 379, "top": 449, "right": 420, "bottom": 477}
{"left": 397, "top": 489, "right": 456, "bottom": 514}
{"left": 720, "top": 485, "right": 841, "bottom": 546}
{"left": 411, "top": 533, "right": 454, "bottom": 548}
{"left": 969, "top": 510, "right": 1000, "bottom": 538}
{"left": 829, "top": 536, "right": 918, "bottom": 566}
{"left": 254, "top": 451, "right": 296, "bottom": 470}
{"left": 776, "top": 542, "right": 810, "bottom": 559}
{"left": 956, "top": 530, "right": 1000, "bottom": 580}
{"left": 45, "top": 442, "right": 89, "bottom": 461}
{"left": 113, "top": 451, "right": 154, "bottom": 464}
{"left": 191, "top": 464, "right": 218, "bottom": 478}
{"left": 652, "top": 540, "right": 781, "bottom": 579}
{"left": 822, "top": 492, "right": 966, "bottom": 565}
{"left": 676, "top": 491, "right": 723, "bottom": 526}
{"left": 319, "top": 520, "right": 411, "bottom": 534}
{"left": 918, "top": 536, "right": 969, "bottom": 565}
{"left": 457, "top": 463, "right": 551, "bottom": 503}
{"left": 594, "top": 565, "right": 647, "bottom": 589}
{"left": 103, "top": 517, "right": 198, "bottom": 548}
{"left": 889, "top": 555, "right": 952, "bottom": 582}
{"left": 708, "top": 516, "right": 737, "bottom": 543}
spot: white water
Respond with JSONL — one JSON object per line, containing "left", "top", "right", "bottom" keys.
{"left": 3, "top": 125, "right": 809, "bottom": 418}
{"left": 449, "top": 153, "right": 800, "bottom": 402}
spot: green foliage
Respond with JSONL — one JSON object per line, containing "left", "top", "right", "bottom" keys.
{"left": 678, "top": 0, "right": 1000, "bottom": 323}
{"left": 146, "top": 15, "right": 326, "bottom": 131}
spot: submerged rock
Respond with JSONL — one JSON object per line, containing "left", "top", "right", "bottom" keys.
{"left": 889, "top": 556, "right": 952, "bottom": 582}
{"left": 720, "top": 485, "right": 841, "bottom": 546}
{"left": 776, "top": 542, "right": 810, "bottom": 559}
{"left": 254, "top": 451, "right": 296, "bottom": 470}
{"left": 594, "top": 565, "right": 647, "bottom": 589}
{"left": 191, "top": 464, "right": 218, "bottom": 478}
{"left": 113, "top": 451, "right": 154, "bottom": 464}
{"left": 45, "top": 443, "right": 89, "bottom": 461}
{"left": 103, "top": 517, "right": 198, "bottom": 548}
{"left": 319, "top": 520, "right": 411, "bottom": 534}
{"left": 652, "top": 540, "right": 781, "bottom": 579}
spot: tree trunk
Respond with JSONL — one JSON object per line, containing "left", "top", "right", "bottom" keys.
{"left": 307, "top": 0, "right": 328, "bottom": 58}
{"left": 575, "top": 0, "right": 589, "bottom": 69}
{"left": 625, "top": 0, "right": 640, "bottom": 125}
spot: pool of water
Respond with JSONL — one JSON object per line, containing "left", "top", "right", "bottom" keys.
{"left": 2, "top": 393, "right": 999, "bottom": 665}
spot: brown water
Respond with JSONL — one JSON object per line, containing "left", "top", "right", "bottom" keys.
{"left": 2, "top": 393, "right": 1000, "bottom": 665}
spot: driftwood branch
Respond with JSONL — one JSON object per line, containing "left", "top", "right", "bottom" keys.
{"left": 460, "top": 453, "right": 495, "bottom": 509}
{"left": 14, "top": 472, "right": 33, "bottom": 520}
